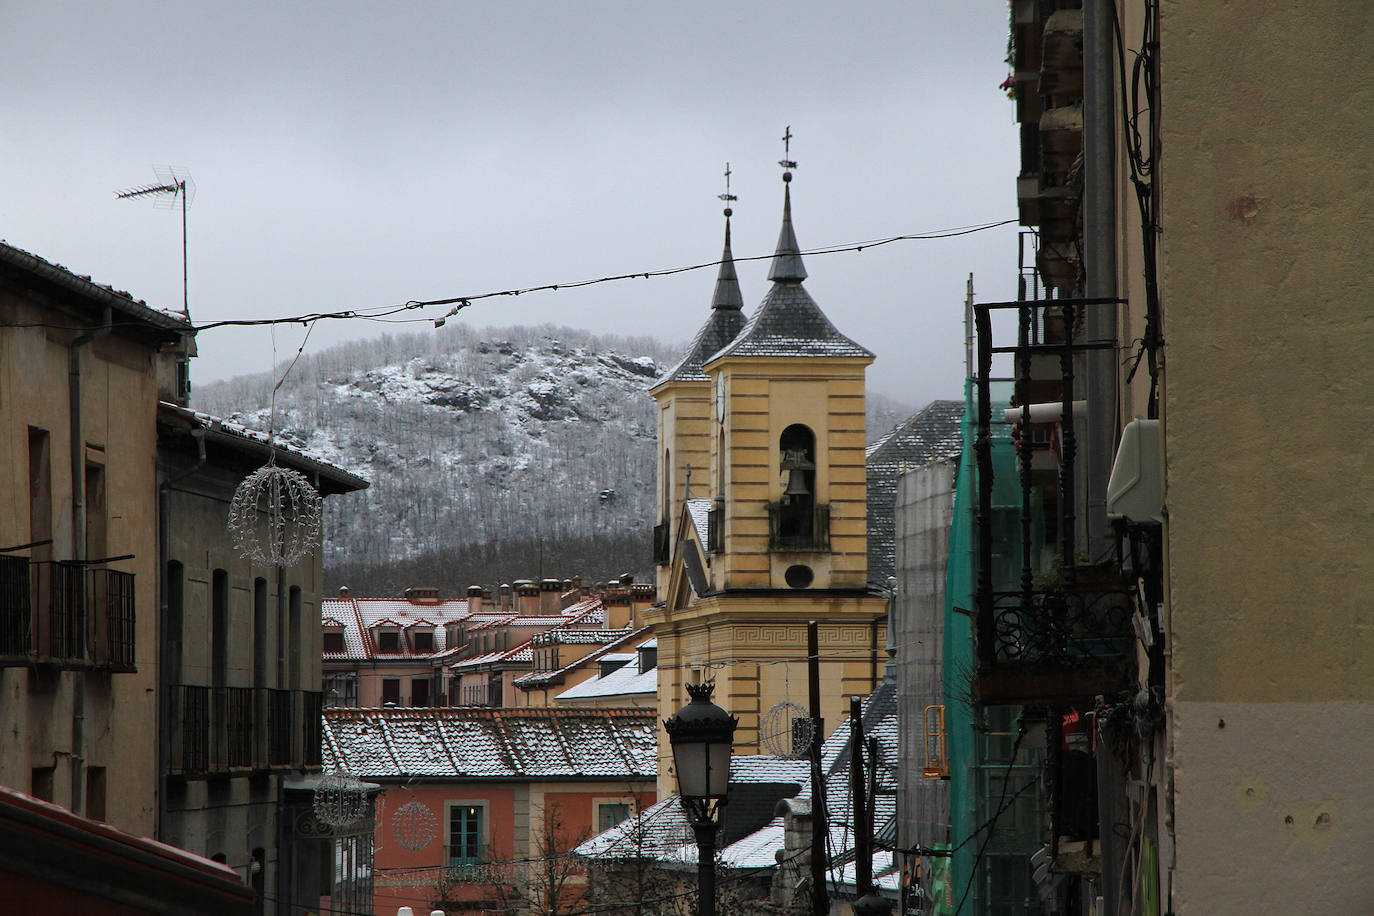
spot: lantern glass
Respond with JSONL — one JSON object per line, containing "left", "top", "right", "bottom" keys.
{"left": 672, "top": 737, "right": 732, "bottom": 801}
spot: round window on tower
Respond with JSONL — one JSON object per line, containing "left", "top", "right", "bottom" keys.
{"left": 784, "top": 565, "right": 814, "bottom": 589}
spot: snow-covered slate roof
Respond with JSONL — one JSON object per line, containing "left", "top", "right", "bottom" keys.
{"left": 579, "top": 679, "right": 902, "bottom": 891}
{"left": 553, "top": 649, "right": 658, "bottom": 702}
{"left": 865, "top": 399, "right": 964, "bottom": 582}
{"left": 0, "top": 241, "right": 191, "bottom": 334}
{"left": 321, "top": 707, "right": 656, "bottom": 780}
{"left": 321, "top": 596, "right": 471, "bottom": 661}
{"left": 654, "top": 219, "right": 747, "bottom": 387}
{"left": 575, "top": 755, "right": 810, "bottom": 861}
{"left": 159, "top": 402, "right": 369, "bottom": 494}
{"left": 685, "top": 498, "right": 712, "bottom": 546}
{"left": 514, "top": 626, "right": 651, "bottom": 689}
{"left": 706, "top": 280, "right": 874, "bottom": 364}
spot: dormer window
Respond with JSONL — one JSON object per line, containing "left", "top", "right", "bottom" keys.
{"left": 638, "top": 646, "right": 658, "bottom": 672}
{"left": 323, "top": 630, "right": 345, "bottom": 653}
{"left": 377, "top": 629, "right": 402, "bottom": 653}
{"left": 412, "top": 629, "right": 435, "bottom": 653}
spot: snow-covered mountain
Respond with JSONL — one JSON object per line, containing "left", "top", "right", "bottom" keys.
{"left": 194, "top": 323, "right": 913, "bottom": 591}
{"left": 196, "top": 325, "right": 670, "bottom": 574}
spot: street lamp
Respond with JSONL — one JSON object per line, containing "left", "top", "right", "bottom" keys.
{"left": 664, "top": 681, "right": 737, "bottom": 916}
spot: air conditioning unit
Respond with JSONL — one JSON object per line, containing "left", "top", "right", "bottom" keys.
{"left": 1106, "top": 418, "right": 1162, "bottom": 524}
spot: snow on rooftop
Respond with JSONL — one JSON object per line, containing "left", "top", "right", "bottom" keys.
{"left": 322, "top": 708, "right": 656, "bottom": 781}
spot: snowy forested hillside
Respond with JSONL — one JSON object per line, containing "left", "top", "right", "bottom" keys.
{"left": 195, "top": 323, "right": 912, "bottom": 593}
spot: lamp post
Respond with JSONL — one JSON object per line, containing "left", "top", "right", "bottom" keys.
{"left": 664, "top": 681, "right": 737, "bottom": 916}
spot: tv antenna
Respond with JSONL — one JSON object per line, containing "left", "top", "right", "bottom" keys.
{"left": 116, "top": 166, "right": 195, "bottom": 319}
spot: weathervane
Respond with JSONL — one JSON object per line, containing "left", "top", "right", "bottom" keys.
{"left": 718, "top": 162, "right": 737, "bottom": 216}
{"left": 779, "top": 126, "right": 797, "bottom": 174}
{"left": 116, "top": 166, "right": 194, "bottom": 319}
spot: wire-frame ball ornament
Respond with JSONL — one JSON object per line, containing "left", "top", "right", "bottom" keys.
{"left": 392, "top": 797, "right": 439, "bottom": 851}
{"left": 227, "top": 461, "right": 323, "bottom": 566}
{"left": 313, "top": 771, "right": 369, "bottom": 829}
{"left": 761, "top": 701, "right": 815, "bottom": 759}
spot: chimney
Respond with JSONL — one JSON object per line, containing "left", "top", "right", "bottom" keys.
{"left": 499, "top": 583, "right": 512, "bottom": 610}
{"left": 514, "top": 580, "right": 539, "bottom": 614}
{"left": 338, "top": 585, "right": 350, "bottom": 598}
{"left": 467, "top": 585, "right": 483, "bottom": 613}
{"left": 540, "top": 578, "right": 561, "bottom": 613}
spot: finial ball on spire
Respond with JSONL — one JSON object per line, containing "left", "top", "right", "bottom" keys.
{"left": 783, "top": 171, "right": 792, "bottom": 183}
{"left": 723, "top": 207, "right": 733, "bottom": 217}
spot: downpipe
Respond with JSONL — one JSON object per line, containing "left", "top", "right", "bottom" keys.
{"left": 69, "top": 305, "right": 112, "bottom": 816}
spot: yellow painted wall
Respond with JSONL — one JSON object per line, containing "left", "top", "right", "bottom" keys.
{"left": 1156, "top": 1, "right": 1374, "bottom": 909}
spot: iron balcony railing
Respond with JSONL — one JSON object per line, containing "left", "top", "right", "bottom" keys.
{"left": 973, "top": 296, "right": 1135, "bottom": 705}
{"left": 223, "top": 687, "right": 255, "bottom": 769}
{"left": 49, "top": 561, "right": 85, "bottom": 660}
{"left": 303, "top": 690, "right": 323, "bottom": 769}
{"left": 91, "top": 568, "right": 135, "bottom": 670}
{"left": 0, "top": 558, "right": 135, "bottom": 669}
{"left": 442, "top": 844, "right": 494, "bottom": 881}
{"left": 171, "top": 684, "right": 212, "bottom": 775}
{"left": 652, "top": 522, "right": 670, "bottom": 565}
{"left": 268, "top": 688, "right": 293, "bottom": 766}
{"left": 766, "top": 502, "right": 830, "bottom": 552}
{"left": 170, "top": 685, "right": 316, "bottom": 777}
{"left": 0, "top": 555, "right": 31, "bottom": 657}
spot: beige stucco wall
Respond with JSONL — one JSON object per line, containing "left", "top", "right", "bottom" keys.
{"left": 1158, "top": 2, "right": 1374, "bottom": 910}
{"left": 0, "top": 303, "right": 162, "bottom": 835}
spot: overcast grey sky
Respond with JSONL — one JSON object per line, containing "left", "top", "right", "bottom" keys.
{"left": 1, "top": 1, "right": 1019, "bottom": 406}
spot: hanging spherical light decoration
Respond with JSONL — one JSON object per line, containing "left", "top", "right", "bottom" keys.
{"left": 313, "top": 771, "right": 368, "bottom": 829}
{"left": 227, "top": 460, "right": 323, "bottom": 566}
{"left": 761, "top": 701, "right": 814, "bottom": 759}
{"left": 392, "top": 797, "right": 439, "bottom": 851}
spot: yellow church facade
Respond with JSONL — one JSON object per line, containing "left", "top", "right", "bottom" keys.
{"left": 646, "top": 175, "right": 889, "bottom": 791}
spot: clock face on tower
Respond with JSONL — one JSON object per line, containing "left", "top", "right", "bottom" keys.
{"left": 716, "top": 374, "right": 726, "bottom": 423}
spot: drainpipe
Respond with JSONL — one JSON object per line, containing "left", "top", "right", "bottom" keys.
{"left": 69, "top": 305, "right": 113, "bottom": 816}
{"left": 1084, "top": 3, "right": 1125, "bottom": 914}
{"left": 157, "top": 424, "right": 206, "bottom": 838}
{"left": 1084, "top": 0, "right": 1119, "bottom": 565}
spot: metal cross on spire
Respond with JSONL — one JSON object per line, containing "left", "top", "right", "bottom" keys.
{"left": 718, "top": 162, "right": 737, "bottom": 214}
{"left": 779, "top": 126, "right": 797, "bottom": 171}
{"left": 719, "top": 162, "right": 737, "bottom": 203}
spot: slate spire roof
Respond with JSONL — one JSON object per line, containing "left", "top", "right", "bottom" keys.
{"left": 766, "top": 178, "right": 807, "bottom": 283}
{"left": 709, "top": 175, "right": 873, "bottom": 363}
{"left": 655, "top": 212, "right": 746, "bottom": 386}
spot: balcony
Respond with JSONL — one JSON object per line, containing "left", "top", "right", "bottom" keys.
{"left": 49, "top": 561, "right": 85, "bottom": 661}
{"left": 169, "top": 685, "right": 315, "bottom": 777}
{"left": 171, "top": 685, "right": 211, "bottom": 775}
{"left": 766, "top": 502, "right": 830, "bottom": 552}
{"left": 652, "top": 523, "right": 669, "bottom": 565}
{"left": 91, "top": 568, "right": 135, "bottom": 671}
{"left": 973, "top": 296, "right": 1135, "bottom": 706}
{"left": 0, "top": 558, "right": 136, "bottom": 670}
{"left": 443, "top": 844, "right": 494, "bottom": 882}
{"left": 268, "top": 688, "right": 293, "bottom": 766}
{"left": 0, "top": 554, "right": 32, "bottom": 658}
{"left": 223, "top": 687, "right": 255, "bottom": 769}
{"left": 303, "top": 691, "right": 323, "bottom": 769}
